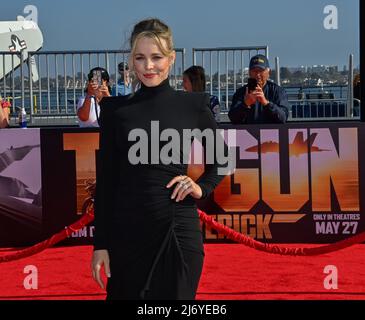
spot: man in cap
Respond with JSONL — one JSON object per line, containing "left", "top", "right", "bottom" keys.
{"left": 111, "top": 62, "right": 133, "bottom": 96}
{"left": 228, "top": 54, "right": 289, "bottom": 124}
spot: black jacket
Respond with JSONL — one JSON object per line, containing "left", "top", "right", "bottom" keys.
{"left": 228, "top": 80, "right": 289, "bottom": 124}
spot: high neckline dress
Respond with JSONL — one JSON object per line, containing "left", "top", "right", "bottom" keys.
{"left": 94, "top": 78, "right": 225, "bottom": 300}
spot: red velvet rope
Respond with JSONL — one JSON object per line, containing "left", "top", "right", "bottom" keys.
{"left": 1, "top": 206, "right": 365, "bottom": 263}
{"left": 0, "top": 210, "right": 94, "bottom": 263}
{"left": 198, "top": 209, "right": 365, "bottom": 256}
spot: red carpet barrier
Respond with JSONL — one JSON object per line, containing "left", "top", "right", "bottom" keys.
{"left": 198, "top": 209, "right": 365, "bottom": 256}
{"left": 0, "top": 206, "right": 94, "bottom": 263}
{"left": 1, "top": 201, "right": 365, "bottom": 263}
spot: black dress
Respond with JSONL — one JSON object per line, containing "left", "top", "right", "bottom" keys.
{"left": 94, "top": 78, "right": 225, "bottom": 300}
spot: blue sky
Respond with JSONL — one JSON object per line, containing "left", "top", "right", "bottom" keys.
{"left": 1, "top": 0, "right": 360, "bottom": 68}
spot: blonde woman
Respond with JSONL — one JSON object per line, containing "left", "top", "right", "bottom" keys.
{"left": 91, "top": 18, "right": 226, "bottom": 300}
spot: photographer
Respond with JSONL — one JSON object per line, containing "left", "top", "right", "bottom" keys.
{"left": 228, "top": 54, "right": 289, "bottom": 124}
{"left": 77, "top": 67, "right": 111, "bottom": 128}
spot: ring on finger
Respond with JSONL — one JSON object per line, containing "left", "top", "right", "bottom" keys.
{"left": 183, "top": 183, "right": 190, "bottom": 190}
{"left": 180, "top": 179, "right": 188, "bottom": 185}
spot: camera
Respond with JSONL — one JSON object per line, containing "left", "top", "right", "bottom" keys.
{"left": 247, "top": 78, "right": 258, "bottom": 92}
{"left": 92, "top": 69, "right": 102, "bottom": 87}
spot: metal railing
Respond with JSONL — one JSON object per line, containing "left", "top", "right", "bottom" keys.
{"left": 288, "top": 98, "right": 361, "bottom": 121}
{"left": 217, "top": 97, "right": 361, "bottom": 123}
{"left": 192, "top": 46, "right": 269, "bottom": 111}
{"left": 0, "top": 47, "right": 360, "bottom": 125}
{"left": 275, "top": 54, "right": 357, "bottom": 119}
{"left": 0, "top": 48, "right": 185, "bottom": 125}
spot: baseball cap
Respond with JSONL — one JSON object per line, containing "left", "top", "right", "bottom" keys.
{"left": 249, "top": 54, "right": 269, "bottom": 70}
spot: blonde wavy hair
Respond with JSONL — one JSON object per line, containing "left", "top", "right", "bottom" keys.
{"left": 128, "top": 18, "right": 175, "bottom": 74}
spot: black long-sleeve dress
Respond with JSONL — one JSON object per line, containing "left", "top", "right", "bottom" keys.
{"left": 94, "top": 78, "right": 225, "bottom": 300}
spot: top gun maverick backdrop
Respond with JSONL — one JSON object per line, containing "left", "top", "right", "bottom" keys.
{"left": 197, "top": 123, "right": 362, "bottom": 243}
{"left": 0, "top": 122, "right": 363, "bottom": 246}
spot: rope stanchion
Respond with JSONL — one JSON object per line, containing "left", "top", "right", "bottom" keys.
{"left": 0, "top": 180, "right": 96, "bottom": 263}
{"left": 198, "top": 209, "right": 365, "bottom": 256}
{"left": 1, "top": 203, "right": 365, "bottom": 263}
{"left": 0, "top": 208, "right": 94, "bottom": 263}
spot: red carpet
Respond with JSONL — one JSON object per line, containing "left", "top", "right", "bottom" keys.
{"left": 0, "top": 244, "right": 364, "bottom": 300}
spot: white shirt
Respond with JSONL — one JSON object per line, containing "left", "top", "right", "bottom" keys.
{"left": 77, "top": 96, "right": 100, "bottom": 128}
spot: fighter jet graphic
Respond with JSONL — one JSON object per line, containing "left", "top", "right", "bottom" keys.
{"left": 8, "top": 34, "right": 27, "bottom": 52}
{"left": 0, "top": 144, "right": 40, "bottom": 173}
{"left": 245, "top": 132, "right": 331, "bottom": 156}
{"left": 0, "top": 175, "right": 37, "bottom": 200}
{"left": 0, "top": 143, "right": 40, "bottom": 202}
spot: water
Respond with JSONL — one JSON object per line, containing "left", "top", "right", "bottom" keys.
{"left": 10, "top": 89, "right": 84, "bottom": 113}
{"left": 8, "top": 85, "right": 348, "bottom": 114}
{"left": 284, "top": 86, "right": 348, "bottom": 99}
{"left": 211, "top": 85, "right": 347, "bottom": 100}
